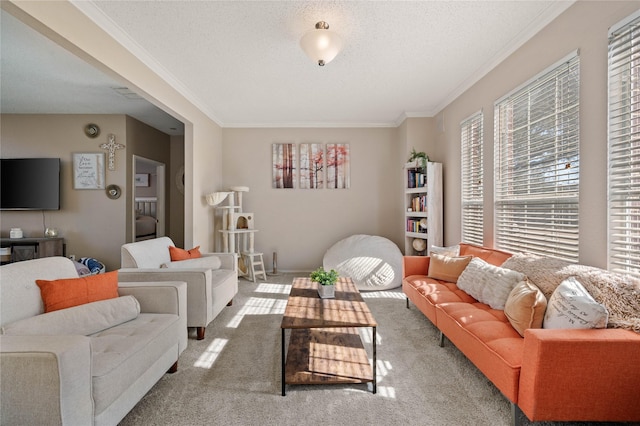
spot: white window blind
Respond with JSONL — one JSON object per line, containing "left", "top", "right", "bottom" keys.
{"left": 608, "top": 13, "right": 640, "bottom": 278}
{"left": 494, "top": 52, "right": 580, "bottom": 261}
{"left": 461, "top": 111, "right": 484, "bottom": 245}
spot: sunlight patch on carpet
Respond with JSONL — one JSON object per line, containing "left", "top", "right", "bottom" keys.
{"left": 376, "top": 359, "right": 392, "bottom": 377}
{"left": 255, "top": 283, "right": 291, "bottom": 294}
{"left": 358, "top": 327, "right": 382, "bottom": 345}
{"left": 226, "top": 296, "right": 287, "bottom": 328}
{"left": 194, "top": 338, "right": 228, "bottom": 369}
{"left": 361, "top": 290, "right": 404, "bottom": 299}
{"left": 377, "top": 386, "right": 396, "bottom": 398}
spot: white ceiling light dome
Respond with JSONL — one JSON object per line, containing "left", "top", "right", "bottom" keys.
{"left": 300, "top": 21, "right": 343, "bottom": 66}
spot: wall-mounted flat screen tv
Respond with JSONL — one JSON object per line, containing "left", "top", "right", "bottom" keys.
{"left": 1, "top": 158, "right": 61, "bottom": 210}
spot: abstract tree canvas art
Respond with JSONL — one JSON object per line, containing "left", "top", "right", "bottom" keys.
{"left": 326, "top": 143, "right": 350, "bottom": 189}
{"left": 272, "top": 143, "right": 296, "bottom": 188}
{"left": 299, "top": 143, "right": 324, "bottom": 189}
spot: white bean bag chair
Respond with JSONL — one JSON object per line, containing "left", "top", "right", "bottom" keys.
{"left": 323, "top": 234, "right": 403, "bottom": 291}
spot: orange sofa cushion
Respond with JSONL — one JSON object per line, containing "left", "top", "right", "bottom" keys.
{"left": 36, "top": 271, "right": 119, "bottom": 313}
{"left": 169, "top": 245, "right": 201, "bottom": 261}
{"left": 459, "top": 242, "right": 512, "bottom": 266}
{"left": 436, "top": 301, "right": 523, "bottom": 402}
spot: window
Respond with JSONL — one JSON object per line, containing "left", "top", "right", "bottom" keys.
{"left": 461, "top": 111, "right": 483, "bottom": 245}
{"left": 494, "top": 52, "right": 580, "bottom": 261}
{"left": 608, "top": 13, "right": 640, "bottom": 278}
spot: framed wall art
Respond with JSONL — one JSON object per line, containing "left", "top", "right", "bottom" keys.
{"left": 326, "top": 143, "right": 350, "bottom": 189}
{"left": 272, "top": 143, "right": 297, "bottom": 189}
{"left": 73, "top": 152, "right": 105, "bottom": 189}
{"left": 135, "top": 173, "right": 150, "bottom": 187}
{"left": 299, "top": 143, "right": 324, "bottom": 189}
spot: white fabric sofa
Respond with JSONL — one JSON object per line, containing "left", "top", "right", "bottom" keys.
{"left": 0, "top": 256, "right": 187, "bottom": 426}
{"left": 119, "top": 236, "right": 238, "bottom": 340}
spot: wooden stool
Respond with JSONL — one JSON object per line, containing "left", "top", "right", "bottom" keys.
{"left": 242, "top": 252, "right": 267, "bottom": 282}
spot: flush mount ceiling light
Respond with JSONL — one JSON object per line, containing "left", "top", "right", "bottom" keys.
{"left": 300, "top": 21, "right": 343, "bottom": 66}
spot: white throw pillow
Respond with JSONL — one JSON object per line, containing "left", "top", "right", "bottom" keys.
{"left": 162, "top": 255, "right": 221, "bottom": 270}
{"left": 1, "top": 296, "right": 140, "bottom": 336}
{"left": 543, "top": 276, "right": 608, "bottom": 329}
{"left": 430, "top": 244, "right": 460, "bottom": 256}
{"left": 456, "top": 257, "right": 526, "bottom": 310}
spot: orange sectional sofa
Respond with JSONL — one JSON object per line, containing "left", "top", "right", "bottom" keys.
{"left": 402, "top": 243, "right": 640, "bottom": 425}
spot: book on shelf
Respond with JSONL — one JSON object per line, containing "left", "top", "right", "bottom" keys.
{"left": 410, "top": 195, "right": 428, "bottom": 212}
{"left": 407, "top": 170, "right": 427, "bottom": 189}
{"left": 406, "top": 218, "right": 428, "bottom": 234}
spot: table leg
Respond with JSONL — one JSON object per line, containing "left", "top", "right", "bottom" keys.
{"left": 373, "top": 326, "right": 377, "bottom": 394}
{"left": 281, "top": 328, "right": 286, "bottom": 396}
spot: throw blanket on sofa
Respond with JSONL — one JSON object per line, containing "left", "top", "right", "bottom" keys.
{"left": 502, "top": 253, "right": 640, "bottom": 332}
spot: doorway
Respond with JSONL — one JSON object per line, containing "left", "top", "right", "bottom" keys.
{"left": 133, "top": 156, "right": 166, "bottom": 242}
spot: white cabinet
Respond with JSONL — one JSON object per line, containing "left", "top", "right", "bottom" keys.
{"left": 404, "top": 161, "right": 442, "bottom": 255}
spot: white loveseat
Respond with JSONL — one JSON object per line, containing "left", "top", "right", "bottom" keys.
{"left": 0, "top": 257, "right": 187, "bottom": 426}
{"left": 119, "top": 237, "right": 238, "bottom": 340}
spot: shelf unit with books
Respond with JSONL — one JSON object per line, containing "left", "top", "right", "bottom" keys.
{"left": 404, "top": 161, "right": 443, "bottom": 255}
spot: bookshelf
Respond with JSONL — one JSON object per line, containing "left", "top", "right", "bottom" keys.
{"left": 404, "top": 161, "right": 442, "bottom": 255}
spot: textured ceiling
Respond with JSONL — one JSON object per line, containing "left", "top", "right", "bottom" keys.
{"left": 2, "top": 1, "right": 575, "bottom": 131}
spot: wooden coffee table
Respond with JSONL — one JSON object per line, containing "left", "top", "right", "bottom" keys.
{"left": 280, "top": 277, "right": 377, "bottom": 396}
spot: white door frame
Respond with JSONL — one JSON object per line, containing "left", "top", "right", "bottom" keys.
{"left": 133, "top": 155, "right": 166, "bottom": 241}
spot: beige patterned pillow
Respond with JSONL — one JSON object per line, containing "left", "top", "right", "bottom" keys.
{"left": 504, "top": 280, "right": 547, "bottom": 337}
{"left": 456, "top": 257, "right": 526, "bottom": 310}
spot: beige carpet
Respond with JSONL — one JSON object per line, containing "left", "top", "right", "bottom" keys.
{"left": 119, "top": 273, "right": 635, "bottom": 426}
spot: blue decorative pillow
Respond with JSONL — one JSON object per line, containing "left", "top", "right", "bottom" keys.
{"left": 79, "top": 257, "right": 105, "bottom": 274}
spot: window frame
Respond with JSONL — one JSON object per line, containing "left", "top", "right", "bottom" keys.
{"left": 493, "top": 51, "right": 580, "bottom": 262}
{"left": 607, "top": 11, "right": 640, "bottom": 278}
{"left": 460, "top": 110, "right": 484, "bottom": 246}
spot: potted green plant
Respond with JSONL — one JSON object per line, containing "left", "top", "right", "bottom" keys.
{"left": 310, "top": 267, "right": 339, "bottom": 299}
{"left": 408, "top": 148, "right": 429, "bottom": 170}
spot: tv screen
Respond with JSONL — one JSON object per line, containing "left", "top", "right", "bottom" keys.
{"left": 1, "top": 158, "right": 61, "bottom": 210}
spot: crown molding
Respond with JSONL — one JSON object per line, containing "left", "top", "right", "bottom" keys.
{"left": 223, "top": 121, "right": 398, "bottom": 129}
{"left": 394, "top": 111, "right": 436, "bottom": 127}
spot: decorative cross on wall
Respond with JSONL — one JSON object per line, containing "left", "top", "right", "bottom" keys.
{"left": 100, "top": 134, "right": 125, "bottom": 171}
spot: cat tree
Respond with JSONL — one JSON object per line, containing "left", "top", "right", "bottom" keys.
{"left": 206, "top": 186, "right": 265, "bottom": 281}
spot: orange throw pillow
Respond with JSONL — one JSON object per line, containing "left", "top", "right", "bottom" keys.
{"left": 504, "top": 279, "right": 547, "bottom": 337}
{"left": 169, "top": 245, "right": 202, "bottom": 261}
{"left": 427, "top": 253, "right": 472, "bottom": 283}
{"left": 36, "top": 271, "right": 119, "bottom": 313}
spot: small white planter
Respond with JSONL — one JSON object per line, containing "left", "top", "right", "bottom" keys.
{"left": 317, "top": 283, "right": 335, "bottom": 299}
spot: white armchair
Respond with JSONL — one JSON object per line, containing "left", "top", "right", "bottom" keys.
{"left": 0, "top": 257, "right": 187, "bottom": 426}
{"left": 119, "top": 237, "right": 238, "bottom": 340}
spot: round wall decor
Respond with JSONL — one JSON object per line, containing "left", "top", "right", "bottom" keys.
{"left": 106, "top": 184, "right": 121, "bottom": 199}
{"left": 84, "top": 123, "right": 100, "bottom": 138}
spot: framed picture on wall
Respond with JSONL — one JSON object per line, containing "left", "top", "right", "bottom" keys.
{"left": 326, "top": 143, "right": 350, "bottom": 189}
{"left": 272, "top": 143, "right": 297, "bottom": 189}
{"left": 73, "top": 152, "right": 105, "bottom": 189}
{"left": 135, "top": 173, "right": 150, "bottom": 187}
{"left": 299, "top": 143, "right": 324, "bottom": 189}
